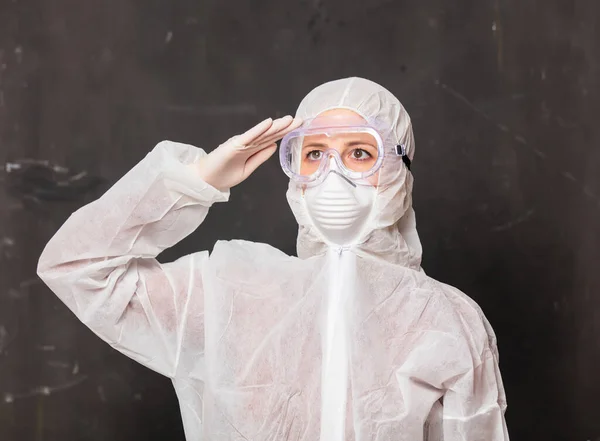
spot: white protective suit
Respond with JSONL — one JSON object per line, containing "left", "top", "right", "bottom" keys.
{"left": 37, "top": 77, "right": 509, "bottom": 441}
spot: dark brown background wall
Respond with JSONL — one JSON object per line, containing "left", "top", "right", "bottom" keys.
{"left": 0, "top": 0, "right": 598, "bottom": 440}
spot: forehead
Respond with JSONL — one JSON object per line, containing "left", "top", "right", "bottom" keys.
{"left": 301, "top": 131, "right": 378, "bottom": 147}
{"left": 308, "top": 108, "right": 367, "bottom": 128}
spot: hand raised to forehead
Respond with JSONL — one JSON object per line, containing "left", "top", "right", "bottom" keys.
{"left": 194, "top": 115, "right": 303, "bottom": 191}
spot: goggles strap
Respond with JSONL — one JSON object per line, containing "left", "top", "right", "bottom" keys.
{"left": 395, "top": 144, "right": 411, "bottom": 171}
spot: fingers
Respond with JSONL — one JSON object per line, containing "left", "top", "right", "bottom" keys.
{"left": 287, "top": 116, "right": 304, "bottom": 132}
{"left": 232, "top": 115, "right": 302, "bottom": 152}
{"left": 257, "top": 115, "right": 293, "bottom": 140}
{"left": 249, "top": 115, "right": 293, "bottom": 146}
{"left": 243, "top": 143, "right": 278, "bottom": 178}
{"left": 235, "top": 118, "right": 274, "bottom": 146}
{"left": 255, "top": 116, "right": 303, "bottom": 147}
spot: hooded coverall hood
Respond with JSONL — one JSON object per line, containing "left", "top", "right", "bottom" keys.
{"left": 286, "top": 77, "right": 422, "bottom": 269}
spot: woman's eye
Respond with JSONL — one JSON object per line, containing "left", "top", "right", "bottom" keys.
{"left": 307, "top": 150, "right": 323, "bottom": 160}
{"left": 351, "top": 149, "right": 372, "bottom": 160}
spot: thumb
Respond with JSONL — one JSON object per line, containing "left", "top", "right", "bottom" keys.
{"left": 243, "top": 144, "right": 278, "bottom": 179}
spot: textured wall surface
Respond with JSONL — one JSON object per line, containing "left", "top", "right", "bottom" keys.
{"left": 0, "top": 0, "right": 598, "bottom": 440}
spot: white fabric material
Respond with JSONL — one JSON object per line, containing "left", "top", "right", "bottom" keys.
{"left": 37, "top": 77, "right": 508, "bottom": 441}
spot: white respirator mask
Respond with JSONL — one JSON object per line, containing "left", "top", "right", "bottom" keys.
{"left": 302, "top": 168, "right": 377, "bottom": 247}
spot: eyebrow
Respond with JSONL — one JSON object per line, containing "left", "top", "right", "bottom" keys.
{"left": 302, "top": 141, "right": 377, "bottom": 149}
{"left": 302, "top": 142, "right": 329, "bottom": 149}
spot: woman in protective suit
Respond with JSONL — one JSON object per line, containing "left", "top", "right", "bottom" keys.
{"left": 38, "top": 77, "right": 509, "bottom": 441}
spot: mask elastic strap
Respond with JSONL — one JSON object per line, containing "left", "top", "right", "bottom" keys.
{"left": 329, "top": 169, "right": 357, "bottom": 188}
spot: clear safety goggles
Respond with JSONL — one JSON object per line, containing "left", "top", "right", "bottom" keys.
{"left": 279, "top": 118, "right": 411, "bottom": 187}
